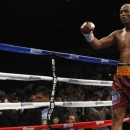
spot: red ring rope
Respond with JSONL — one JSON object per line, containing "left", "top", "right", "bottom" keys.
{"left": 0, "top": 118, "right": 129, "bottom": 130}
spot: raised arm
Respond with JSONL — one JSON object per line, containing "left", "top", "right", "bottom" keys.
{"left": 80, "top": 21, "right": 117, "bottom": 49}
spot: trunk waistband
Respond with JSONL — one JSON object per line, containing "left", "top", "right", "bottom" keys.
{"left": 118, "top": 63, "right": 130, "bottom": 66}
{"left": 117, "top": 66, "right": 130, "bottom": 75}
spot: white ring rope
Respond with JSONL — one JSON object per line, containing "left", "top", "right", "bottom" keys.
{"left": 0, "top": 72, "right": 112, "bottom": 86}
{"left": 0, "top": 101, "right": 112, "bottom": 110}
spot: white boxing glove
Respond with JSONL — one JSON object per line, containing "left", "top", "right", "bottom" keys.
{"left": 80, "top": 22, "right": 95, "bottom": 42}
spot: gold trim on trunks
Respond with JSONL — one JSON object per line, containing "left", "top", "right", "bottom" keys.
{"left": 117, "top": 66, "right": 130, "bottom": 75}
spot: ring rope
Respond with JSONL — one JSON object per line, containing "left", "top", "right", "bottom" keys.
{"left": 0, "top": 72, "right": 112, "bottom": 86}
{"left": 0, "top": 118, "right": 129, "bottom": 130}
{"left": 0, "top": 101, "right": 112, "bottom": 110}
{"left": 0, "top": 43, "right": 119, "bottom": 65}
{"left": 0, "top": 43, "right": 120, "bottom": 129}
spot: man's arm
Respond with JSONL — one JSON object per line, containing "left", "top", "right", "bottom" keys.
{"left": 89, "top": 31, "right": 117, "bottom": 49}
{"left": 80, "top": 21, "right": 117, "bottom": 49}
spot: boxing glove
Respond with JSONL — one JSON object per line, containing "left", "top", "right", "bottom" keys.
{"left": 80, "top": 21, "right": 95, "bottom": 42}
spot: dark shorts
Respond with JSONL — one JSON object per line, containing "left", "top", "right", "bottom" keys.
{"left": 111, "top": 63, "right": 130, "bottom": 109}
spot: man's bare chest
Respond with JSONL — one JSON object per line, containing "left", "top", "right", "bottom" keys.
{"left": 117, "top": 32, "right": 130, "bottom": 48}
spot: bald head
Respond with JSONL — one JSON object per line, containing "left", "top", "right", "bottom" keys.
{"left": 121, "top": 4, "right": 130, "bottom": 9}
{"left": 120, "top": 3, "right": 130, "bottom": 25}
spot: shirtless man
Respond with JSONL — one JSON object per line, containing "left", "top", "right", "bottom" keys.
{"left": 80, "top": 3, "right": 130, "bottom": 130}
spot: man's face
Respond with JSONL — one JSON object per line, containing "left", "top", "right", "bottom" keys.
{"left": 31, "top": 95, "right": 37, "bottom": 102}
{"left": 55, "top": 97, "right": 62, "bottom": 102}
{"left": 35, "top": 93, "right": 49, "bottom": 102}
{"left": 120, "top": 4, "right": 130, "bottom": 24}
{"left": 67, "top": 115, "right": 76, "bottom": 123}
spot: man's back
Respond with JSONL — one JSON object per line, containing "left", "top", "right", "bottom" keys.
{"left": 0, "top": 110, "right": 17, "bottom": 127}
{"left": 20, "top": 106, "right": 66, "bottom": 129}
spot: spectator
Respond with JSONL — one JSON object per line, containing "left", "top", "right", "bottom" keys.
{"left": 93, "top": 97, "right": 112, "bottom": 130}
{"left": 28, "top": 94, "right": 37, "bottom": 102}
{"left": 0, "top": 98, "right": 18, "bottom": 127}
{"left": 65, "top": 114, "right": 84, "bottom": 130}
{"left": 19, "top": 85, "right": 66, "bottom": 130}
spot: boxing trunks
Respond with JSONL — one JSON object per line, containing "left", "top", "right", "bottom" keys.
{"left": 111, "top": 63, "right": 130, "bottom": 109}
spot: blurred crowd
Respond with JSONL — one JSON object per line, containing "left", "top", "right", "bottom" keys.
{"left": 0, "top": 63, "right": 129, "bottom": 130}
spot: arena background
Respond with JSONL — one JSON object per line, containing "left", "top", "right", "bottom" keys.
{"left": 0, "top": 0, "right": 129, "bottom": 93}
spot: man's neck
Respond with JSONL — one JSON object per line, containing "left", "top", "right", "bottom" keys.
{"left": 125, "top": 23, "right": 130, "bottom": 31}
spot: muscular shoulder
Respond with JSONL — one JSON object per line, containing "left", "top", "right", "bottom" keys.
{"left": 110, "top": 29, "right": 123, "bottom": 36}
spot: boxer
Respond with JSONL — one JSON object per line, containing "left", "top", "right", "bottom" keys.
{"left": 80, "top": 3, "right": 130, "bottom": 130}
